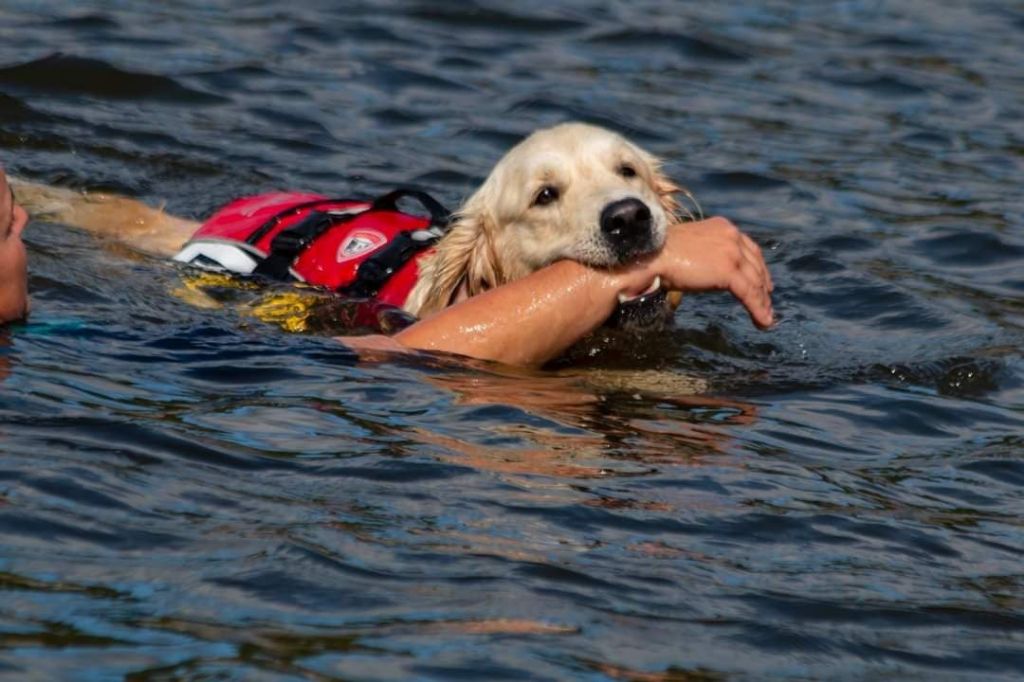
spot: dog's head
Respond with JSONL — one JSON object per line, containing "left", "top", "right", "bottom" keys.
{"left": 408, "top": 123, "right": 692, "bottom": 319}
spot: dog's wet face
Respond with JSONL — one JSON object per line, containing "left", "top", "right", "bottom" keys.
{"left": 482, "top": 123, "right": 672, "bottom": 273}
{"left": 403, "top": 122, "right": 691, "bottom": 319}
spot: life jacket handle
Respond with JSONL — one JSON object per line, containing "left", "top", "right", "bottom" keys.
{"left": 245, "top": 197, "right": 367, "bottom": 246}
{"left": 372, "top": 188, "right": 452, "bottom": 229}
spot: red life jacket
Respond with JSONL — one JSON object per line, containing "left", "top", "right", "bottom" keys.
{"left": 172, "top": 188, "right": 451, "bottom": 309}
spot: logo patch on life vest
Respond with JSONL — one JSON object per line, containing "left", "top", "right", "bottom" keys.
{"left": 336, "top": 229, "right": 387, "bottom": 263}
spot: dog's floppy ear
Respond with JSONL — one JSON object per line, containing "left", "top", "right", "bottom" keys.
{"left": 644, "top": 151, "right": 701, "bottom": 223}
{"left": 407, "top": 193, "right": 504, "bottom": 317}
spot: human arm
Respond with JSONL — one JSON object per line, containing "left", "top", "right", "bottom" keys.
{"left": 344, "top": 217, "right": 774, "bottom": 367}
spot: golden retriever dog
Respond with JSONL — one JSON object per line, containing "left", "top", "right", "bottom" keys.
{"left": 13, "top": 122, "right": 695, "bottom": 326}
{"left": 405, "top": 123, "right": 694, "bottom": 317}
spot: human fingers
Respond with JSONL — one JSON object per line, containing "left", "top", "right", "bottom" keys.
{"left": 703, "top": 218, "right": 769, "bottom": 294}
{"left": 740, "top": 232, "right": 773, "bottom": 292}
{"left": 742, "top": 256, "right": 774, "bottom": 327}
{"left": 744, "top": 252, "right": 773, "bottom": 313}
{"left": 738, "top": 238, "right": 771, "bottom": 304}
{"left": 730, "top": 259, "right": 774, "bottom": 329}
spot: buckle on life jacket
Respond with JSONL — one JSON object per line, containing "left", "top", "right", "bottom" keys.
{"left": 252, "top": 211, "right": 354, "bottom": 281}
{"left": 342, "top": 228, "right": 442, "bottom": 299}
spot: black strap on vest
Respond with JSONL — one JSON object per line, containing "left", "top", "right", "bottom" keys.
{"left": 250, "top": 188, "right": 451, "bottom": 296}
{"left": 251, "top": 210, "right": 358, "bottom": 281}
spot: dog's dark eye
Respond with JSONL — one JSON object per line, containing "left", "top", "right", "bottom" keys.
{"left": 533, "top": 185, "right": 559, "bottom": 207}
{"left": 618, "top": 164, "right": 637, "bottom": 178}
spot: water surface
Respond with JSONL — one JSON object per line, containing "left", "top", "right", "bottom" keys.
{"left": 1, "top": 1, "right": 1023, "bottom": 679}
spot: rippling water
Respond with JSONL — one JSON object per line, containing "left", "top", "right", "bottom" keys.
{"left": 1, "top": 1, "right": 1023, "bottom": 679}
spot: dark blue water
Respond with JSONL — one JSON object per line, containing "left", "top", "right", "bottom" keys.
{"left": 2, "top": 1, "right": 1023, "bottom": 679}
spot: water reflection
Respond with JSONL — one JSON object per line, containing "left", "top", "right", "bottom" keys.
{"left": 407, "top": 366, "right": 759, "bottom": 514}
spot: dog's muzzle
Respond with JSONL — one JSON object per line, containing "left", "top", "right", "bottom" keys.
{"left": 600, "top": 197, "right": 656, "bottom": 261}
{"left": 606, "top": 277, "right": 675, "bottom": 332}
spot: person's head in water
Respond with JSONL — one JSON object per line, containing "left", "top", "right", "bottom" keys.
{"left": 0, "top": 168, "right": 29, "bottom": 323}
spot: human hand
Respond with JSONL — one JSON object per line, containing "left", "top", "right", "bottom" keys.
{"left": 631, "top": 217, "right": 774, "bottom": 329}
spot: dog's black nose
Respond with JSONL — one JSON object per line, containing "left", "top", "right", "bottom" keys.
{"left": 600, "top": 198, "right": 652, "bottom": 257}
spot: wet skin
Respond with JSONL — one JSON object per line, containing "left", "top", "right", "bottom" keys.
{"left": 0, "top": 167, "right": 30, "bottom": 323}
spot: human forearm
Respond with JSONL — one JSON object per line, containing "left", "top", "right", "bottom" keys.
{"left": 392, "top": 259, "right": 647, "bottom": 366}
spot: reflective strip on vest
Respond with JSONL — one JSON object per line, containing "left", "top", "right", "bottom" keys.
{"left": 173, "top": 240, "right": 270, "bottom": 277}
